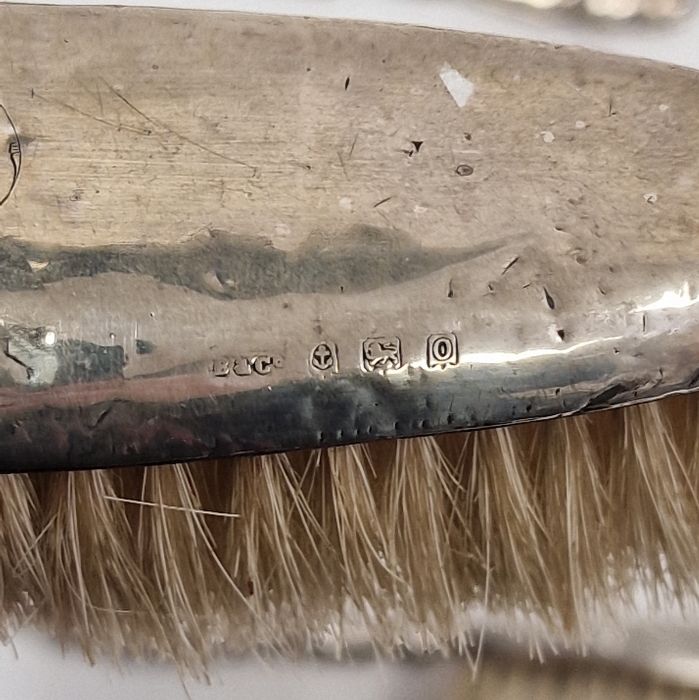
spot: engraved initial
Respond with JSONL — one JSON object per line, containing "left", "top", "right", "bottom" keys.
{"left": 0, "top": 104, "right": 21, "bottom": 207}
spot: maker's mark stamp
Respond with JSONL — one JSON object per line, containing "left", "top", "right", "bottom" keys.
{"left": 0, "top": 104, "right": 21, "bottom": 208}
{"left": 362, "top": 337, "right": 402, "bottom": 372}
{"left": 210, "top": 353, "right": 283, "bottom": 378}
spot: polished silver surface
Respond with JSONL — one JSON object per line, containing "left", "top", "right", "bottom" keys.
{"left": 0, "top": 5, "right": 697, "bottom": 471}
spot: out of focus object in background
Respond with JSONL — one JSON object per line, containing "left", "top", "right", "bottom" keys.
{"left": 507, "top": 0, "right": 693, "bottom": 18}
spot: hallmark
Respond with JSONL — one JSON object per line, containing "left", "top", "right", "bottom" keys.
{"left": 362, "top": 337, "right": 402, "bottom": 372}
{"left": 310, "top": 342, "right": 339, "bottom": 373}
{"left": 427, "top": 333, "right": 459, "bottom": 368}
{"left": 210, "top": 353, "right": 283, "bottom": 377}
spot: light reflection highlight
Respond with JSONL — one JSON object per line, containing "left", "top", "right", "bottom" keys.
{"left": 635, "top": 282, "right": 698, "bottom": 313}
{"left": 456, "top": 336, "right": 623, "bottom": 366}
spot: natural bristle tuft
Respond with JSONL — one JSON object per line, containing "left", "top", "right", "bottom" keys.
{"left": 2, "top": 395, "right": 699, "bottom": 671}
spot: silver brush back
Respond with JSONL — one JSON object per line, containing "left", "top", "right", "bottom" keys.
{"left": 0, "top": 5, "right": 698, "bottom": 472}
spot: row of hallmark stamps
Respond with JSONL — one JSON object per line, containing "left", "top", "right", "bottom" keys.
{"left": 210, "top": 333, "right": 459, "bottom": 378}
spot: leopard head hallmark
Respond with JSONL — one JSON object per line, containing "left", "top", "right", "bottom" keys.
{"left": 0, "top": 104, "right": 21, "bottom": 207}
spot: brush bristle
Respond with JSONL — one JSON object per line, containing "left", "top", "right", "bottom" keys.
{"left": 1, "top": 395, "right": 699, "bottom": 671}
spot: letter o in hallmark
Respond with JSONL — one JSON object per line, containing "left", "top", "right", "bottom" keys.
{"left": 427, "top": 333, "right": 458, "bottom": 368}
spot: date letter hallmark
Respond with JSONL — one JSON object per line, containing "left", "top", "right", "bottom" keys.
{"left": 210, "top": 353, "right": 283, "bottom": 378}
{"left": 0, "top": 104, "right": 21, "bottom": 208}
{"left": 362, "top": 337, "right": 402, "bottom": 372}
{"left": 310, "top": 342, "right": 339, "bottom": 373}
{"left": 426, "top": 333, "right": 459, "bottom": 369}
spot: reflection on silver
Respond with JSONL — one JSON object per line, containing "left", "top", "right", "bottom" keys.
{"left": 634, "top": 282, "right": 699, "bottom": 313}
{"left": 453, "top": 337, "right": 622, "bottom": 367}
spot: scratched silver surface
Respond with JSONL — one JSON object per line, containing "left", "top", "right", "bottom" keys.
{"left": 0, "top": 5, "right": 697, "bottom": 471}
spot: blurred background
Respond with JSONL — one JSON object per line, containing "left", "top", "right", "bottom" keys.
{"left": 1, "top": 0, "right": 698, "bottom": 697}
